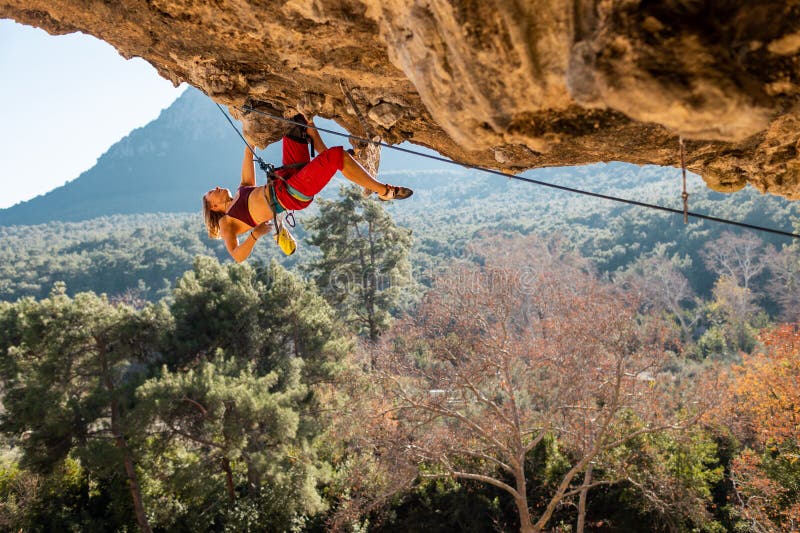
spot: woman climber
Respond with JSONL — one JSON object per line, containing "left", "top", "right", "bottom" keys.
{"left": 202, "top": 115, "right": 413, "bottom": 262}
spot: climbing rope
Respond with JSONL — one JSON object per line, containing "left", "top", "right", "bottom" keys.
{"left": 215, "top": 103, "right": 267, "bottom": 168}
{"left": 233, "top": 104, "right": 800, "bottom": 240}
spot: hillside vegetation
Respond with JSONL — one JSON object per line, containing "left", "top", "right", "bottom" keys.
{"left": 2, "top": 184, "right": 800, "bottom": 530}
{"left": 2, "top": 90, "right": 800, "bottom": 532}
{"left": 1, "top": 162, "right": 796, "bottom": 305}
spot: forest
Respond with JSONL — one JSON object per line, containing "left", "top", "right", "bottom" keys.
{"left": 1, "top": 163, "right": 800, "bottom": 532}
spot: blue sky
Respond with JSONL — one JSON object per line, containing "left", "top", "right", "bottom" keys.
{"left": 0, "top": 19, "right": 185, "bottom": 209}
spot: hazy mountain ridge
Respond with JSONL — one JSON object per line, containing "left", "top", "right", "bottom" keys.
{"left": 0, "top": 88, "right": 456, "bottom": 226}
{"left": 0, "top": 88, "right": 248, "bottom": 225}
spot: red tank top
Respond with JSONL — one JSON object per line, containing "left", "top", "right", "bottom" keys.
{"left": 225, "top": 186, "right": 257, "bottom": 227}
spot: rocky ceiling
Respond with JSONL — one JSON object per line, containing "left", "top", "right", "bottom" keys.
{"left": 3, "top": 0, "right": 800, "bottom": 198}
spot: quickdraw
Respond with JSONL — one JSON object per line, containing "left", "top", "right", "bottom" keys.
{"left": 679, "top": 136, "right": 689, "bottom": 225}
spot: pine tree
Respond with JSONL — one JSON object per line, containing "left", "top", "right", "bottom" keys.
{"left": 135, "top": 356, "right": 326, "bottom": 529}
{"left": 305, "top": 185, "right": 412, "bottom": 344}
{"left": 169, "top": 256, "right": 351, "bottom": 381}
{"left": 133, "top": 257, "right": 351, "bottom": 529}
{"left": 0, "top": 284, "right": 169, "bottom": 532}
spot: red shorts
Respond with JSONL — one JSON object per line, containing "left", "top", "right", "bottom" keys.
{"left": 274, "top": 136, "right": 344, "bottom": 211}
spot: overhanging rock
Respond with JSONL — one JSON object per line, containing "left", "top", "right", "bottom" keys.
{"left": 3, "top": 1, "right": 800, "bottom": 197}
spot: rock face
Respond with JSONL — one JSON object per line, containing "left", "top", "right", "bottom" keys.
{"left": 3, "top": 1, "right": 800, "bottom": 198}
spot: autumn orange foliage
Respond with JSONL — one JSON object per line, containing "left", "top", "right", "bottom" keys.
{"left": 728, "top": 324, "right": 800, "bottom": 531}
{"left": 732, "top": 325, "right": 800, "bottom": 444}
{"left": 368, "top": 235, "right": 708, "bottom": 532}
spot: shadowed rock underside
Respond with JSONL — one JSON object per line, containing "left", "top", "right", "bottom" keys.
{"left": 3, "top": 0, "right": 800, "bottom": 198}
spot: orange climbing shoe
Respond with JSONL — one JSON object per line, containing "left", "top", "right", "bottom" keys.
{"left": 378, "top": 184, "right": 413, "bottom": 201}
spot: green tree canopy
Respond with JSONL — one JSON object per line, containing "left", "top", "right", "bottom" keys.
{"left": 0, "top": 285, "right": 170, "bottom": 531}
{"left": 305, "top": 186, "right": 412, "bottom": 343}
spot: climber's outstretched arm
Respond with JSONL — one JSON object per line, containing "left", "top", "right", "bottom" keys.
{"left": 240, "top": 144, "right": 256, "bottom": 187}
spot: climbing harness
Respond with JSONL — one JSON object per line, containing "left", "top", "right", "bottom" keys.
{"left": 260, "top": 160, "right": 299, "bottom": 256}
{"left": 215, "top": 103, "right": 304, "bottom": 255}
{"left": 237, "top": 105, "right": 800, "bottom": 241}
{"left": 679, "top": 137, "right": 689, "bottom": 224}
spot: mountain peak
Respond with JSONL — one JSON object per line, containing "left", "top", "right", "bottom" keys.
{"left": 0, "top": 88, "right": 453, "bottom": 225}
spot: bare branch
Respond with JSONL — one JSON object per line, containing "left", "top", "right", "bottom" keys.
{"left": 422, "top": 471, "right": 520, "bottom": 500}
{"left": 561, "top": 479, "right": 613, "bottom": 499}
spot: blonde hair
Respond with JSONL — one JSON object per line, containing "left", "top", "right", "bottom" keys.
{"left": 202, "top": 194, "right": 224, "bottom": 239}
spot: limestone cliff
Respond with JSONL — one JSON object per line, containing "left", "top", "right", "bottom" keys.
{"left": 3, "top": 1, "right": 800, "bottom": 198}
